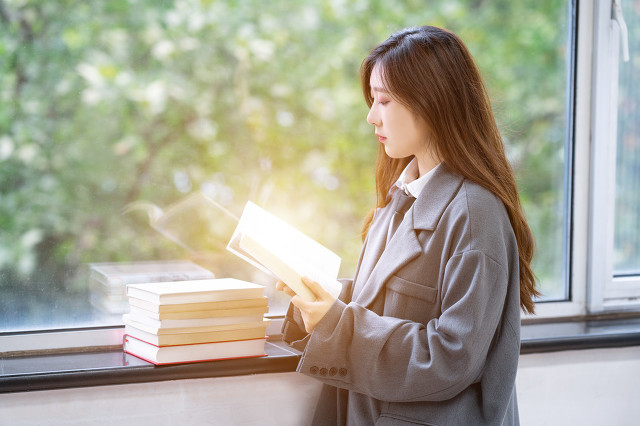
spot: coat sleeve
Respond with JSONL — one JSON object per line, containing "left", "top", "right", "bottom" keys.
{"left": 296, "top": 250, "right": 509, "bottom": 402}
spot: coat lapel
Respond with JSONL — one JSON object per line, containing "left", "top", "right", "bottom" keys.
{"left": 355, "top": 163, "right": 464, "bottom": 308}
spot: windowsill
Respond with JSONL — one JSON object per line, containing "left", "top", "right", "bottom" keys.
{"left": 521, "top": 313, "right": 640, "bottom": 353}
{"left": 2, "top": 316, "right": 640, "bottom": 394}
{"left": 0, "top": 339, "right": 301, "bottom": 394}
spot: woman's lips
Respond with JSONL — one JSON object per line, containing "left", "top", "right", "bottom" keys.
{"left": 376, "top": 134, "right": 387, "bottom": 142}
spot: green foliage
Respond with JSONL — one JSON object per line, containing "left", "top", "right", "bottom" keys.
{"left": 0, "top": 0, "right": 570, "bottom": 326}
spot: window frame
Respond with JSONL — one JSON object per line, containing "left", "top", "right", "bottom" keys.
{"left": 588, "top": 0, "right": 640, "bottom": 314}
{"left": 532, "top": 0, "right": 640, "bottom": 320}
{"left": 525, "top": 0, "right": 585, "bottom": 320}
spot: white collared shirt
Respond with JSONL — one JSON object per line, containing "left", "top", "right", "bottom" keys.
{"left": 395, "top": 158, "right": 441, "bottom": 198}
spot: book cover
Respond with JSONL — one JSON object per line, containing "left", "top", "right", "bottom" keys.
{"left": 128, "top": 295, "right": 268, "bottom": 314}
{"left": 124, "top": 319, "right": 270, "bottom": 346}
{"left": 226, "top": 201, "right": 342, "bottom": 302}
{"left": 126, "top": 278, "right": 265, "bottom": 305}
{"left": 123, "top": 335, "right": 267, "bottom": 365}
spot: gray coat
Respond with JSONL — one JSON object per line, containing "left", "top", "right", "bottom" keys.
{"left": 282, "top": 163, "right": 521, "bottom": 425}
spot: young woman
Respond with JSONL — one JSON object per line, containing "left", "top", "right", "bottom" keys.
{"left": 277, "top": 25, "right": 539, "bottom": 426}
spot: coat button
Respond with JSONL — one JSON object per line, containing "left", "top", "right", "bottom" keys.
{"left": 338, "top": 368, "right": 347, "bottom": 377}
{"left": 319, "top": 368, "right": 328, "bottom": 376}
{"left": 310, "top": 366, "right": 319, "bottom": 375}
{"left": 329, "top": 367, "right": 337, "bottom": 376}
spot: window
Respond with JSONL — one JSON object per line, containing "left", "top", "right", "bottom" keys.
{"left": 3, "top": 0, "right": 637, "bottom": 351}
{"left": 613, "top": 1, "right": 640, "bottom": 278}
{"left": 589, "top": 0, "right": 640, "bottom": 312}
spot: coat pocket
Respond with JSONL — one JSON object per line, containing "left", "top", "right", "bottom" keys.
{"left": 383, "top": 275, "right": 438, "bottom": 324}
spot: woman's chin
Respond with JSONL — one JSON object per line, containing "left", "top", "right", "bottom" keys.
{"left": 383, "top": 145, "right": 397, "bottom": 158}
{"left": 383, "top": 146, "right": 408, "bottom": 160}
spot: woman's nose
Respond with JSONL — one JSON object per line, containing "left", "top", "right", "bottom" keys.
{"left": 367, "top": 105, "right": 379, "bottom": 126}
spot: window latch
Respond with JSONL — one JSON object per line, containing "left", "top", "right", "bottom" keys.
{"left": 612, "top": 0, "right": 630, "bottom": 62}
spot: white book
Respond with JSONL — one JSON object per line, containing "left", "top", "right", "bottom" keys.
{"left": 126, "top": 278, "right": 265, "bottom": 305}
{"left": 226, "top": 201, "right": 342, "bottom": 302}
{"left": 124, "top": 335, "right": 267, "bottom": 365}
{"left": 127, "top": 305, "right": 270, "bottom": 321}
{"left": 126, "top": 311, "right": 264, "bottom": 329}
{"left": 124, "top": 318, "right": 270, "bottom": 346}
{"left": 127, "top": 295, "right": 268, "bottom": 313}
{"left": 123, "top": 314, "right": 269, "bottom": 335}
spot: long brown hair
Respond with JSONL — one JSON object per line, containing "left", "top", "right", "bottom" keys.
{"left": 360, "top": 26, "right": 539, "bottom": 313}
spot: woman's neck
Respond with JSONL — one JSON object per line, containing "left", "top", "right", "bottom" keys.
{"left": 416, "top": 151, "right": 441, "bottom": 177}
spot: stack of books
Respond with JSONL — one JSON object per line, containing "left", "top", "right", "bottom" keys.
{"left": 89, "top": 260, "right": 216, "bottom": 314}
{"left": 123, "top": 278, "right": 270, "bottom": 365}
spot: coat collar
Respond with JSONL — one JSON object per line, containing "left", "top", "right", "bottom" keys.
{"left": 411, "top": 162, "right": 465, "bottom": 231}
{"left": 355, "top": 163, "right": 464, "bottom": 308}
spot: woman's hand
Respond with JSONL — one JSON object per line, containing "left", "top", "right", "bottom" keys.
{"left": 275, "top": 279, "right": 296, "bottom": 298}
{"left": 275, "top": 277, "right": 336, "bottom": 334}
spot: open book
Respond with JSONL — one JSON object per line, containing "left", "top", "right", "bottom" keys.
{"left": 226, "top": 201, "right": 342, "bottom": 302}
{"left": 123, "top": 191, "right": 239, "bottom": 254}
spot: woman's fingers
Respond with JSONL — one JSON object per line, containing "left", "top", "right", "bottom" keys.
{"left": 275, "top": 280, "right": 296, "bottom": 297}
{"left": 301, "top": 277, "right": 331, "bottom": 300}
{"left": 289, "top": 277, "right": 336, "bottom": 334}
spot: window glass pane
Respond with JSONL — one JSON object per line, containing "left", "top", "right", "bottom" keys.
{"left": 0, "top": 0, "right": 570, "bottom": 333}
{"left": 614, "top": 0, "right": 640, "bottom": 276}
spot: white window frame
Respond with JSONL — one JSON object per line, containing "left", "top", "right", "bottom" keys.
{"left": 526, "top": 0, "right": 589, "bottom": 319}
{"left": 588, "top": 0, "right": 640, "bottom": 313}
{"left": 534, "top": 0, "right": 640, "bottom": 320}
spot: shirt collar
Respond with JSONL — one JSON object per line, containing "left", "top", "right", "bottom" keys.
{"left": 395, "top": 158, "right": 441, "bottom": 198}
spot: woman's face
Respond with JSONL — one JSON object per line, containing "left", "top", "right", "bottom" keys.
{"left": 366, "top": 64, "right": 433, "bottom": 163}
